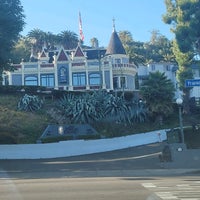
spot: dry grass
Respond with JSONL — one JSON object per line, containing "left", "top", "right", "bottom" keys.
{"left": 0, "top": 94, "right": 50, "bottom": 143}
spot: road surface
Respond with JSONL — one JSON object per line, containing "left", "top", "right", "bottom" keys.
{"left": 1, "top": 143, "right": 200, "bottom": 199}
{"left": 1, "top": 176, "right": 200, "bottom": 200}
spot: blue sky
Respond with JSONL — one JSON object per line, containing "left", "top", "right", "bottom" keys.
{"left": 20, "top": 0, "right": 174, "bottom": 47}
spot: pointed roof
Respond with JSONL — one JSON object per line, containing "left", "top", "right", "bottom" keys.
{"left": 40, "top": 51, "right": 47, "bottom": 58}
{"left": 57, "top": 49, "right": 68, "bottom": 61}
{"left": 74, "top": 45, "right": 85, "bottom": 57}
{"left": 105, "top": 20, "right": 126, "bottom": 55}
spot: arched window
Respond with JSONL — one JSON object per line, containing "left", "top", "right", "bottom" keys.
{"left": 25, "top": 76, "right": 38, "bottom": 86}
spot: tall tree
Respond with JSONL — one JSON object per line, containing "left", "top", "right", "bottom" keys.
{"left": 145, "top": 30, "right": 175, "bottom": 63}
{"left": 27, "top": 29, "right": 46, "bottom": 54}
{"left": 57, "top": 30, "right": 79, "bottom": 49}
{"left": 163, "top": 0, "right": 200, "bottom": 55}
{"left": 27, "top": 29, "right": 79, "bottom": 53}
{"left": 163, "top": 0, "right": 198, "bottom": 113}
{"left": 0, "top": 0, "right": 25, "bottom": 77}
{"left": 119, "top": 30, "right": 175, "bottom": 66}
{"left": 11, "top": 36, "right": 31, "bottom": 63}
{"left": 140, "top": 71, "right": 175, "bottom": 125}
{"left": 119, "top": 31, "right": 146, "bottom": 65}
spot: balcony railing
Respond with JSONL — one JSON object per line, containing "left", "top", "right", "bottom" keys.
{"left": 112, "top": 63, "right": 136, "bottom": 69}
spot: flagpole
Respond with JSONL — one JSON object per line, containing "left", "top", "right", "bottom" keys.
{"left": 79, "top": 12, "right": 84, "bottom": 42}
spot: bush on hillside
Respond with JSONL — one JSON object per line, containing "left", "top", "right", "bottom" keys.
{"left": 0, "top": 133, "right": 17, "bottom": 144}
{"left": 58, "top": 91, "right": 147, "bottom": 125}
{"left": 18, "top": 94, "right": 43, "bottom": 112}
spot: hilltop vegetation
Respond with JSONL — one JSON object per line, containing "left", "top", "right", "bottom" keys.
{"left": 0, "top": 88, "right": 199, "bottom": 145}
{"left": 0, "top": 93, "right": 56, "bottom": 144}
{"left": 0, "top": 92, "right": 158, "bottom": 144}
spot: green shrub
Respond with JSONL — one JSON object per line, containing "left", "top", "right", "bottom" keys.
{"left": 184, "top": 126, "right": 200, "bottom": 149}
{"left": 57, "top": 91, "right": 148, "bottom": 125}
{"left": 0, "top": 133, "right": 17, "bottom": 144}
{"left": 18, "top": 94, "right": 43, "bottom": 112}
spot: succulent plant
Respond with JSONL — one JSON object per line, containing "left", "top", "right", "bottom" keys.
{"left": 18, "top": 94, "right": 43, "bottom": 112}
{"left": 58, "top": 91, "right": 147, "bottom": 124}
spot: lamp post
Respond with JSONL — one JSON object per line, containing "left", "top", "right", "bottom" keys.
{"left": 176, "top": 98, "right": 184, "bottom": 143}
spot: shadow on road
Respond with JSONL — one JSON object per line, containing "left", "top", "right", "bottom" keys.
{"left": 0, "top": 143, "right": 167, "bottom": 179}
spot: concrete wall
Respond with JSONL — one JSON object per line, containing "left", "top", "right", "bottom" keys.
{"left": 0, "top": 130, "right": 167, "bottom": 159}
{"left": 163, "top": 143, "right": 200, "bottom": 169}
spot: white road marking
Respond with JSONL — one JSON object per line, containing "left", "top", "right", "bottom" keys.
{"left": 142, "top": 183, "right": 157, "bottom": 188}
{"left": 180, "top": 199, "right": 199, "bottom": 200}
{"left": 155, "top": 192, "right": 178, "bottom": 199}
{"left": 0, "top": 169, "right": 23, "bottom": 200}
{"left": 142, "top": 181, "right": 200, "bottom": 200}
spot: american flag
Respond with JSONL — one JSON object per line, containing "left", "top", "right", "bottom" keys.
{"left": 79, "top": 12, "right": 84, "bottom": 41}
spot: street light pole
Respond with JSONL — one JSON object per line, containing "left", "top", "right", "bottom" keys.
{"left": 176, "top": 98, "right": 184, "bottom": 143}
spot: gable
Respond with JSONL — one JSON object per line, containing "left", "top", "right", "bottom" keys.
{"left": 40, "top": 51, "right": 47, "bottom": 58}
{"left": 74, "top": 46, "right": 84, "bottom": 57}
{"left": 57, "top": 49, "right": 68, "bottom": 61}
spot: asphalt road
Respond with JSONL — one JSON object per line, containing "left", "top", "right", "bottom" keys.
{"left": 1, "top": 143, "right": 200, "bottom": 200}
{"left": 0, "top": 177, "right": 159, "bottom": 200}
{"left": 1, "top": 175, "right": 200, "bottom": 200}
{"left": 0, "top": 143, "right": 164, "bottom": 179}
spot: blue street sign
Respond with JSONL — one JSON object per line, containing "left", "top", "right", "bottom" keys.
{"left": 185, "top": 79, "right": 200, "bottom": 87}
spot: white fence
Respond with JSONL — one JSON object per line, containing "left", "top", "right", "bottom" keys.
{"left": 0, "top": 130, "right": 167, "bottom": 159}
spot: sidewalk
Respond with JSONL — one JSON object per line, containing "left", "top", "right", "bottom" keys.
{"left": 160, "top": 143, "right": 200, "bottom": 170}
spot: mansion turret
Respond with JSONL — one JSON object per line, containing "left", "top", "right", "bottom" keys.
{"left": 3, "top": 28, "right": 137, "bottom": 92}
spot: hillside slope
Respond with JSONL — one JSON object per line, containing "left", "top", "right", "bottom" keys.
{"left": 0, "top": 94, "right": 53, "bottom": 144}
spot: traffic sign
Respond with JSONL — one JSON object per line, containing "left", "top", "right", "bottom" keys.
{"left": 185, "top": 79, "right": 200, "bottom": 87}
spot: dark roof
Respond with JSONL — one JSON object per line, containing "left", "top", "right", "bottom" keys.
{"left": 85, "top": 49, "right": 106, "bottom": 59}
{"left": 57, "top": 49, "right": 68, "bottom": 61}
{"left": 106, "top": 31, "right": 126, "bottom": 55}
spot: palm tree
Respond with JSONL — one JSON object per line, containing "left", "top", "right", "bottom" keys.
{"left": 140, "top": 71, "right": 175, "bottom": 125}
{"left": 57, "top": 30, "right": 79, "bottom": 49}
{"left": 44, "top": 32, "right": 58, "bottom": 50}
{"left": 27, "top": 29, "right": 46, "bottom": 53}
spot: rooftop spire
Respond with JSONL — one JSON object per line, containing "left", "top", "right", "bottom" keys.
{"left": 112, "top": 17, "right": 116, "bottom": 32}
{"left": 105, "top": 19, "right": 126, "bottom": 55}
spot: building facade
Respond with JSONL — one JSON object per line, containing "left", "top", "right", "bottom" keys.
{"left": 3, "top": 28, "right": 137, "bottom": 92}
{"left": 138, "top": 62, "right": 200, "bottom": 99}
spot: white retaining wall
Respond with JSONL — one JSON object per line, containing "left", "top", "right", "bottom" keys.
{"left": 0, "top": 130, "right": 167, "bottom": 159}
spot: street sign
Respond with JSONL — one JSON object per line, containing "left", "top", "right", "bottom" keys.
{"left": 185, "top": 79, "right": 200, "bottom": 87}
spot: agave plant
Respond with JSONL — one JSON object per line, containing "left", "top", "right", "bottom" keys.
{"left": 18, "top": 94, "right": 43, "bottom": 112}
{"left": 92, "top": 90, "right": 110, "bottom": 114}
{"left": 127, "top": 98, "right": 147, "bottom": 123}
{"left": 58, "top": 93, "right": 76, "bottom": 118}
{"left": 104, "top": 94, "right": 129, "bottom": 123}
{"left": 58, "top": 91, "right": 147, "bottom": 125}
{"left": 58, "top": 92, "right": 105, "bottom": 124}
{"left": 72, "top": 94, "right": 103, "bottom": 124}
